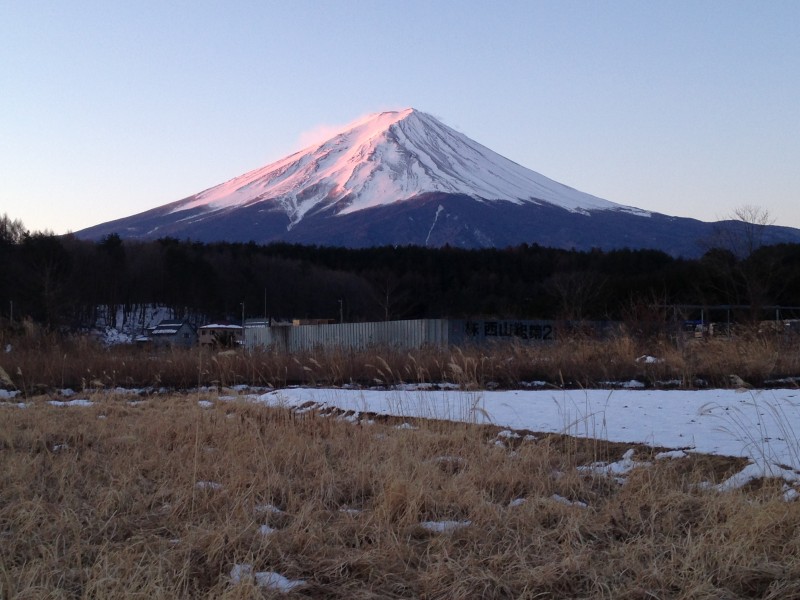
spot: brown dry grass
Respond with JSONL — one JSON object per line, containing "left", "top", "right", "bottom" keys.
{"left": 2, "top": 325, "right": 800, "bottom": 394}
{"left": 2, "top": 391, "right": 799, "bottom": 598}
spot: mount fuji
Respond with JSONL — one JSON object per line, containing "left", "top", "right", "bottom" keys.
{"left": 76, "top": 109, "right": 800, "bottom": 256}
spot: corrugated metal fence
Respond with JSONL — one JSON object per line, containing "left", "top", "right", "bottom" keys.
{"left": 245, "top": 319, "right": 453, "bottom": 352}
{"left": 244, "top": 318, "right": 570, "bottom": 352}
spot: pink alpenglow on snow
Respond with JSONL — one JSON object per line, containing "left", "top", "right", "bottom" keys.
{"left": 172, "top": 108, "right": 648, "bottom": 228}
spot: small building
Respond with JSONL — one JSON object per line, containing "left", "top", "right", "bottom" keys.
{"left": 198, "top": 323, "right": 243, "bottom": 347}
{"left": 150, "top": 319, "right": 197, "bottom": 348}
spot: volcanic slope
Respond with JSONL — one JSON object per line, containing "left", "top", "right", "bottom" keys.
{"left": 76, "top": 109, "right": 800, "bottom": 256}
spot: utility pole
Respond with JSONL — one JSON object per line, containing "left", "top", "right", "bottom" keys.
{"left": 338, "top": 299, "right": 343, "bottom": 324}
{"left": 241, "top": 302, "right": 245, "bottom": 328}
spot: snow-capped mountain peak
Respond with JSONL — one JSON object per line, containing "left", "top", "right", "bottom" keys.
{"left": 75, "top": 108, "right": 800, "bottom": 255}
{"left": 171, "top": 108, "right": 647, "bottom": 227}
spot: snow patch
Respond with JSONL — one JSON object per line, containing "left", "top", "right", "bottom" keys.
{"left": 195, "top": 481, "right": 222, "bottom": 491}
{"left": 551, "top": 494, "right": 588, "bottom": 508}
{"left": 783, "top": 484, "right": 800, "bottom": 502}
{"left": 636, "top": 355, "right": 663, "bottom": 364}
{"left": 578, "top": 449, "right": 651, "bottom": 477}
{"left": 420, "top": 520, "right": 471, "bottom": 533}
{"left": 255, "top": 503, "right": 285, "bottom": 515}
{"left": 229, "top": 564, "right": 305, "bottom": 591}
{"left": 497, "top": 429, "right": 521, "bottom": 439}
{"left": 48, "top": 399, "right": 93, "bottom": 407}
{"left": 714, "top": 462, "right": 800, "bottom": 492}
{"left": 258, "top": 525, "right": 277, "bottom": 536}
{"left": 656, "top": 450, "right": 689, "bottom": 460}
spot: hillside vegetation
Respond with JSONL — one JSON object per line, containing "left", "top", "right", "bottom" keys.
{"left": 2, "top": 223, "right": 800, "bottom": 328}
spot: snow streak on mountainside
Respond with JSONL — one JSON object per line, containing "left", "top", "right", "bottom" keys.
{"left": 171, "top": 108, "right": 648, "bottom": 228}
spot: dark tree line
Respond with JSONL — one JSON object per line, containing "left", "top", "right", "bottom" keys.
{"left": 2, "top": 213, "right": 800, "bottom": 329}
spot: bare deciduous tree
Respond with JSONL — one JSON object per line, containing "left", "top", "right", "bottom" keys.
{"left": 706, "top": 205, "right": 779, "bottom": 320}
{"left": 731, "top": 204, "right": 775, "bottom": 258}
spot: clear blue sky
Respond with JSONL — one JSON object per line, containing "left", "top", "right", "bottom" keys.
{"left": 2, "top": 0, "right": 798, "bottom": 234}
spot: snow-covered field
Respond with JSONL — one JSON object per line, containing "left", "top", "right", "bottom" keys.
{"left": 248, "top": 387, "right": 800, "bottom": 484}
{"left": 252, "top": 387, "right": 798, "bottom": 460}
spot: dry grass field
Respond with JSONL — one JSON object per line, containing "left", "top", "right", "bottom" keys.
{"left": 2, "top": 325, "right": 800, "bottom": 393}
{"left": 2, "top": 390, "right": 800, "bottom": 599}
{"left": 2, "top": 327, "right": 800, "bottom": 597}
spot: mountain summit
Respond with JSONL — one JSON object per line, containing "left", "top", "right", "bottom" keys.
{"left": 171, "top": 108, "right": 645, "bottom": 227}
{"left": 76, "top": 109, "right": 800, "bottom": 255}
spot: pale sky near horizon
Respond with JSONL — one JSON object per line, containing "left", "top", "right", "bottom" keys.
{"left": 1, "top": 1, "right": 798, "bottom": 234}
